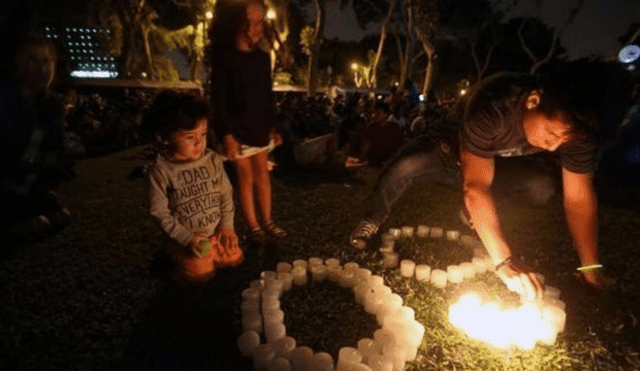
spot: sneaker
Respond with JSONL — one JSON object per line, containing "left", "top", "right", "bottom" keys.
{"left": 349, "top": 220, "right": 379, "bottom": 250}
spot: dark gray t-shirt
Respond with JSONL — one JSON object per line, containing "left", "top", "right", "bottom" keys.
{"left": 459, "top": 73, "right": 595, "bottom": 173}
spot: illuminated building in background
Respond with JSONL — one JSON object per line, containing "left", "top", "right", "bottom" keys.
{"left": 43, "top": 26, "right": 119, "bottom": 78}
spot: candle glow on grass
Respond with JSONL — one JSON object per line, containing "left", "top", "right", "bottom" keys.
{"left": 448, "top": 292, "right": 562, "bottom": 351}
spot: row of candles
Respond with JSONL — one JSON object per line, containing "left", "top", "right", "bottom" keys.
{"left": 238, "top": 257, "right": 425, "bottom": 371}
{"left": 382, "top": 224, "right": 568, "bottom": 350}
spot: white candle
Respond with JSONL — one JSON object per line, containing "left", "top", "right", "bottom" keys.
{"left": 416, "top": 225, "right": 430, "bottom": 238}
{"left": 446, "top": 230, "right": 460, "bottom": 241}
{"left": 261, "top": 295, "right": 280, "bottom": 314}
{"left": 237, "top": 330, "right": 261, "bottom": 357}
{"left": 311, "top": 352, "right": 334, "bottom": 371}
{"left": 274, "top": 336, "right": 296, "bottom": 359}
{"left": 278, "top": 272, "right": 293, "bottom": 292}
{"left": 471, "top": 257, "right": 488, "bottom": 274}
{"left": 357, "top": 338, "right": 382, "bottom": 362}
{"left": 381, "top": 344, "right": 405, "bottom": 371}
{"left": 241, "top": 300, "right": 260, "bottom": 315}
{"left": 380, "top": 233, "right": 395, "bottom": 246}
{"left": 344, "top": 261, "right": 359, "bottom": 271}
{"left": 364, "top": 291, "right": 384, "bottom": 314}
{"left": 368, "top": 275, "right": 384, "bottom": 287}
{"left": 290, "top": 347, "right": 314, "bottom": 371}
{"left": 542, "top": 305, "right": 567, "bottom": 333}
{"left": 293, "top": 259, "right": 308, "bottom": 269}
{"left": 430, "top": 269, "right": 448, "bottom": 288}
{"left": 267, "top": 357, "right": 292, "bottom": 371}
{"left": 353, "top": 282, "right": 369, "bottom": 305}
{"left": 291, "top": 266, "right": 308, "bottom": 286}
{"left": 376, "top": 294, "right": 404, "bottom": 324}
{"left": 339, "top": 269, "right": 356, "bottom": 288}
{"left": 459, "top": 234, "right": 477, "bottom": 249}
{"left": 276, "top": 262, "right": 293, "bottom": 274}
{"left": 325, "top": 258, "right": 341, "bottom": 267}
{"left": 473, "top": 246, "right": 489, "bottom": 259}
{"left": 447, "top": 265, "right": 464, "bottom": 284}
{"left": 379, "top": 245, "right": 394, "bottom": 256}
{"left": 337, "top": 347, "right": 363, "bottom": 371}
{"left": 265, "top": 279, "right": 284, "bottom": 295}
{"left": 373, "top": 328, "right": 397, "bottom": 348}
{"left": 400, "top": 260, "right": 416, "bottom": 277}
{"left": 429, "top": 227, "right": 443, "bottom": 238}
{"left": 415, "top": 264, "right": 431, "bottom": 282}
{"left": 261, "top": 270, "right": 278, "bottom": 282}
{"left": 242, "top": 288, "right": 261, "bottom": 302}
{"left": 401, "top": 226, "right": 414, "bottom": 237}
{"left": 351, "top": 364, "right": 373, "bottom": 371}
{"left": 308, "top": 257, "right": 324, "bottom": 267}
{"left": 264, "top": 308, "right": 285, "bottom": 325}
{"left": 250, "top": 279, "right": 265, "bottom": 291}
{"left": 387, "top": 228, "right": 401, "bottom": 238}
{"left": 265, "top": 322, "right": 286, "bottom": 343}
{"left": 382, "top": 252, "right": 399, "bottom": 268}
{"left": 326, "top": 265, "right": 342, "bottom": 282}
{"left": 460, "top": 262, "right": 476, "bottom": 279}
{"left": 242, "top": 312, "right": 263, "bottom": 333}
{"left": 310, "top": 264, "right": 327, "bottom": 282}
{"left": 355, "top": 268, "right": 372, "bottom": 282}
{"left": 367, "top": 354, "right": 393, "bottom": 371}
{"left": 253, "top": 343, "right": 276, "bottom": 371}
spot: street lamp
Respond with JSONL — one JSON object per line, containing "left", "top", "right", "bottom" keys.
{"left": 267, "top": 9, "right": 276, "bottom": 20}
{"left": 205, "top": 11, "right": 213, "bottom": 20}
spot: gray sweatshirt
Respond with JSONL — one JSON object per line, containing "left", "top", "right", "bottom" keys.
{"left": 148, "top": 149, "right": 234, "bottom": 247}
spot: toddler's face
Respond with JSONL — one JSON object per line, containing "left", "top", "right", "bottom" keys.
{"left": 169, "top": 118, "right": 208, "bottom": 161}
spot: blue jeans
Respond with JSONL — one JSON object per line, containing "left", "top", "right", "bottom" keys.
{"left": 364, "top": 143, "right": 555, "bottom": 225}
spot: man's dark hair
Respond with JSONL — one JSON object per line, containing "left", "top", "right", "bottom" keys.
{"left": 535, "top": 60, "right": 634, "bottom": 147}
{"left": 143, "top": 90, "right": 210, "bottom": 141}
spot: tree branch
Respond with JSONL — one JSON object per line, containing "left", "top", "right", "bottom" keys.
{"left": 517, "top": 19, "right": 537, "bottom": 62}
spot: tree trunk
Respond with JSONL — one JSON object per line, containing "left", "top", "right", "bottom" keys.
{"left": 141, "top": 25, "right": 153, "bottom": 78}
{"left": 420, "top": 39, "right": 435, "bottom": 96}
{"left": 307, "top": 0, "right": 325, "bottom": 96}
{"left": 369, "top": 0, "right": 397, "bottom": 88}
{"left": 399, "top": 0, "right": 414, "bottom": 90}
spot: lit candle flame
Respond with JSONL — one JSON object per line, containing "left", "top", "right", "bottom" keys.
{"left": 448, "top": 293, "right": 564, "bottom": 351}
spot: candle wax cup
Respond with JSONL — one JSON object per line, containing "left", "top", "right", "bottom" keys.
{"left": 416, "top": 225, "right": 430, "bottom": 238}
{"left": 401, "top": 226, "right": 414, "bottom": 237}
{"left": 308, "top": 257, "right": 324, "bottom": 267}
{"left": 265, "top": 322, "right": 286, "bottom": 343}
{"left": 430, "top": 269, "right": 447, "bottom": 288}
{"left": 387, "top": 228, "right": 401, "bottom": 238}
{"left": 266, "top": 357, "right": 291, "bottom": 371}
{"left": 429, "top": 227, "right": 443, "bottom": 238}
{"left": 447, "top": 265, "right": 464, "bottom": 284}
{"left": 292, "top": 259, "right": 308, "bottom": 269}
{"left": 276, "top": 262, "right": 292, "bottom": 273}
{"left": 242, "top": 313, "right": 262, "bottom": 333}
{"left": 415, "top": 264, "right": 431, "bottom": 282}
{"left": 382, "top": 253, "right": 399, "bottom": 268}
{"left": 274, "top": 336, "right": 296, "bottom": 359}
{"left": 446, "top": 230, "right": 460, "bottom": 241}
{"left": 311, "top": 264, "right": 327, "bottom": 282}
{"left": 325, "top": 258, "right": 341, "bottom": 267}
{"left": 237, "top": 331, "right": 261, "bottom": 357}
{"left": 289, "top": 347, "right": 314, "bottom": 370}
{"left": 253, "top": 343, "right": 276, "bottom": 371}
{"left": 400, "top": 260, "right": 416, "bottom": 277}
{"left": 357, "top": 338, "right": 382, "bottom": 362}
{"left": 344, "top": 262, "right": 360, "bottom": 271}
{"left": 312, "top": 352, "right": 334, "bottom": 371}
{"left": 367, "top": 354, "right": 393, "bottom": 371}
{"left": 261, "top": 270, "right": 278, "bottom": 281}
{"left": 337, "top": 347, "right": 363, "bottom": 371}
{"left": 460, "top": 262, "right": 476, "bottom": 279}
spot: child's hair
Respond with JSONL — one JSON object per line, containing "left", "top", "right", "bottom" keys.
{"left": 143, "top": 90, "right": 210, "bottom": 143}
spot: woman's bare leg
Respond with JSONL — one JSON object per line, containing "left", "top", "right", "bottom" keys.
{"left": 250, "top": 150, "right": 272, "bottom": 224}
{"left": 232, "top": 157, "right": 260, "bottom": 230}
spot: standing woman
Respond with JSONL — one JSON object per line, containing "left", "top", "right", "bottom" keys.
{"left": 208, "top": 0, "right": 286, "bottom": 245}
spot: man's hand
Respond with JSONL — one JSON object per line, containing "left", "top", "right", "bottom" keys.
{"left": 223, "top": 135, "right": 240, "bottom": 160}
{"left": 496, "top": 258, "right": 544, "bottom": 303}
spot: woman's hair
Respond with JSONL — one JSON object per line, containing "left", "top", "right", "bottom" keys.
{"left": 207, "top": 0, "right": 266, "bottom": 71}
{"left": 535, "top": 59, "right": 634, "bottom": 146}
{"left": 143, "top": 90, "right": 210, "bottom": 142}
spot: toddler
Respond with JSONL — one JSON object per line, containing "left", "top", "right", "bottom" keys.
{"left": 146, "top": 91, "right": 243, "bottom": 284}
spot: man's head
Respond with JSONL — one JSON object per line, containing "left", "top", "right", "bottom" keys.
{"left": 522, "top": 90, "right": 577, "bottom": 151}
{"left": 14, "top": 37, "right": 58, "bottom": 93}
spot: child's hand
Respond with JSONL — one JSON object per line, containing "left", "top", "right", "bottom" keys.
{"left": 215, "top": 227, "right": 239, "bottom": 251}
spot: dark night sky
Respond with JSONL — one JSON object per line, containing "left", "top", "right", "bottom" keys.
{"left": 321, "top": 0, "right": 639, "bottom": 60}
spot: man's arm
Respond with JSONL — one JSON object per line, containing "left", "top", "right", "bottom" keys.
{"left": 460, "top": 148, "right": 511, "bottom": 264}
{"left": 561, "top": 168, "right": 601, "bottom": 284}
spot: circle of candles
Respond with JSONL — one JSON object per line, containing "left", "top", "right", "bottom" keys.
{"left": 415, "top": 264, "right": 431, "bottom": 282}
{"left": 291, "top": 266, "right": 308, "bottom": 286}
{"left": 276, "top": 262, "right": 293, "bottom": 274}
{"left": 292, "top": 259, "right": 308, "bottom": 269}
{"left": 344, "top": 262, "right": 360, "bottom": 271}
{"left": 310, "top": 264, "right": 327, "bottom": 283}
{"left": 416, "top": 225, "right": 430, "bottom": 238}
{"left": 277, "top": 272, "right": 293, "bottom": 292}
{"left": 429, "top": 227, "right": 443, "bottom": 239}
{"left": 382, "top": 252, "right": 399, "bottom": 268}
{"left": 274, "top": 336, "right": 296, "bottom": 359}
{"left": 253, "top": 343, "right": 276, "bottom": 371}
{"left": 446, "top": 230, "right": 460, "bottom": 241}
{"left": 399, "top": 260, "right": 416, "bottom": 277}
{"left": 460, "top": 262, "right": 476, "bottom": 279}
{"left": 401, "top": 226, "right": 414, "bottom": 237}
{"left": 367, "top": 354, "right": 393, "bottom": 371}
{"left": 387, "top": 228, "right": 401, "bottom": 238}
{"left": 267, "top": 357, "right": 292, "bottom": 371}
{"left": 447, "top": 265, "right": 464, "bottom": 284}
{"left": 308, "top": 257, "right": 324, "bottom": 267}
{"left": 337, "top": 347, "right": 363, "bottom": 371}
{"left": 311, "top": 352, "right": 334, "bottom": 371}
{"left": 290, "top": 347, "right": 314, "bottom": 371}
{"left": 325, "top": 258, "right": 341, "bottom": 267}
{"left": 357, "top": 338, "right": 382, "bottom": 362}
{"left": 237, "top": 330, "right": 261, "bottom": 357}
{"left": 243, "top": 288, "right": 261, "bottom": 302}
{"left": 430, "top": 269, "right": 447, "bottom": 288}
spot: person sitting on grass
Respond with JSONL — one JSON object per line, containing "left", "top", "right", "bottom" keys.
{"left": 145, "top": 91, "right": 243, "bottom": 284}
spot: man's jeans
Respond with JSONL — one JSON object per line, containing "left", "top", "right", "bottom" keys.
{"left": 365, "top": 144, "right": 556, "bottom": 225}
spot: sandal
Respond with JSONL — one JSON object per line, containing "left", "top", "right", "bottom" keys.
{"left": 247, "top": 226, "right": 273, "bottom": 246}
{"left": 264, "top": 221, "right": 286, "bottom": 239}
